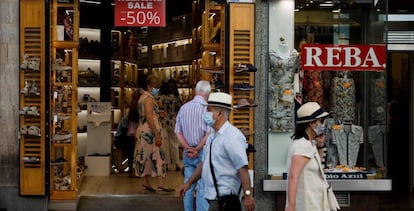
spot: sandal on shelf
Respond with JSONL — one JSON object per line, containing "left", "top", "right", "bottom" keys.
{"left": 142, "top": 184, "right": 156, "bottom": 192}
{"left": 157, "top": 186, "right": 175, "bottom": 192}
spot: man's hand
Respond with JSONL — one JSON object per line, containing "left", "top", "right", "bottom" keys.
{"left": 178, "top": 183, "right": 190, "bottom": 197}
{"left": 315, "top": 134, "right": 325, "bottom": 148}
{"left": 243, "top": 196, "right": 255, "bottom": 211}
{"left": 186, "top": 147, "right": 198, "bottom": 158}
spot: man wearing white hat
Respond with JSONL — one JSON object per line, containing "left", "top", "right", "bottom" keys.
{"left": 179, "top": 92, "right": 255, "bottom": 211}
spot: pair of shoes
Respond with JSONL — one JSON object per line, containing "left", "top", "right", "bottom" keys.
{"left": 234, "top": 63, "right": 257, "bottom": 73}
{"left": 157, "top": 186, "right": 175, "bottom": 192}
{"left": 142, "top": 184, "right": 156, "bottom": 192}
{"left": 233, "top": 83, "right": 255, "bottom": 91}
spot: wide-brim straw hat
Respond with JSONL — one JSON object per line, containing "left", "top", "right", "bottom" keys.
{"left": 207, "top": 92, "right": 233, "bottom": 110}
{"left": 296, "top": 102, "right": 329, "bottom": 123}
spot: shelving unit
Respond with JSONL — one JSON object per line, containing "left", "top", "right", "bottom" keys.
{"left": 228, "top": 3, "right": 256, "bottom": 168}
{"left": 19, "top": 0, "right": 46, "bottom": 196}
{"left": 49, "top": 0, "right": 79, "bottom": 200}
{"left": 194, "top": 0, "right": 226, "bottom": 91}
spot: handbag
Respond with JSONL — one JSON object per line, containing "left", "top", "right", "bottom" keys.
{"left": 315, "top": 154, "right": 340, "bottom": 210}
{"left": 209, "top": 140, "right": 242, "bottom": 211}
{"left": 127, "top": 121, "right": 137, "bottom": 137}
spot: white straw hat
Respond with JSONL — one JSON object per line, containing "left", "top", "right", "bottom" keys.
{"left": 207, "top": 92, "right": 233, "bottom": 110}
{"left": 296, "top": 102, "right": 329, "bottom": 123}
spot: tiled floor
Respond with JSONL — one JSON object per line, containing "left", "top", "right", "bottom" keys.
{"left": 78, "top": 170, "right": 414, "bottom": 210}
{"left": 79, "top": 170, "right": 184, "bottom": 196}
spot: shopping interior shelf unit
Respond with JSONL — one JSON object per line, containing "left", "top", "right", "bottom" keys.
{"left": 191, "top": 0, "right": 225, "bottom": 91}
{"left": 49, "top": 0, "right": 80, "bottom": 200}
{"left": 19, "top": 0, "right": 46, "bottom": 196}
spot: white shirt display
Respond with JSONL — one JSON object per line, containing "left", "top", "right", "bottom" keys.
{"left": 332, "top": 123, "right": 364, "bottom": 167}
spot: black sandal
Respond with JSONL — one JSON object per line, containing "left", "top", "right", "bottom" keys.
{"left": 157, "top": 186, "right": 174, "bottom": 192}
{"left": 142, "top": 184, "right": 156, "bottom": 192}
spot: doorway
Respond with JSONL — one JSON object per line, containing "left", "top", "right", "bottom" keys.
{"left": 387, "top": 52, "right": 413, "bottom": 192}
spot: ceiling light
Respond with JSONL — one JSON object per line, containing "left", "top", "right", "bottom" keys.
{"left": 320, "top": 3, "right": 334, "bottom": 7}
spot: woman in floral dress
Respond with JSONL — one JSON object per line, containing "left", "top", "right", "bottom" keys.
{"left": 133, "top": 75, "right": 173, "bottom": 192}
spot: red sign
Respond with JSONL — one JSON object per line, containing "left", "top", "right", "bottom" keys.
{"left": 115, "top": 0, "right": 166, "bottom": 27}
{"left": 301, "top": 44, "right": 386, "bottom": 71}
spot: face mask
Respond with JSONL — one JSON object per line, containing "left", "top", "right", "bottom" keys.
{"left": 151, "top": 88, "right": 159, "bottom": 96}
{"left": 203, "top": 112, "right": 215, "bottom": 126}
{"left": 313, "top": 122, "right": 325, "bottom": 136}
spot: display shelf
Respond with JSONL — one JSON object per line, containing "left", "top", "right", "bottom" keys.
{"left": 228, "top": 3, "right": 256, "bottom": 168}
{"left": 195, "top": 0, "right": 226, "bottom": 90}
{"left": 49, "top": 0, "right": 79, "bottom": 200}
{"left": 19, "top": 0, "right": 46, "bottom": 196}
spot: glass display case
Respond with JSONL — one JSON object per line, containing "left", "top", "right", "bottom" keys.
{"left": 265, "top": 0, "right": 391, "bottom": 192}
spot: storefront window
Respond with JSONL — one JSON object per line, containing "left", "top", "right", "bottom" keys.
{"left": 267, "top": 1, "right": 387, "bottom": 180}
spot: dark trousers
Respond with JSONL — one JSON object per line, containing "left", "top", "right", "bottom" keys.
{"left": 114, "top": 136, "right": 135, "bottom": 173}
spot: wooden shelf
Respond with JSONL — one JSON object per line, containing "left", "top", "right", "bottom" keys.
{"left": 19, "top": 0, "right": 46, "bottom": 196}
{"left": 49, "top": 0, "right": 79, "bottom": 200}
{"left": 52, "top": 41, "right": 79, "bottom": 49}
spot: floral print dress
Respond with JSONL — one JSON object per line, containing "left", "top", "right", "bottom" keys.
{"left": 133, "top": 92, "right": 166, "bottom": 177}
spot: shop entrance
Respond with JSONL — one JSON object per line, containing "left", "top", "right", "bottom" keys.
{"left": 77, "top": 0, "right": 190, "bottom": 198}
{"left": 387, "top": 52, "right": 413, "bottom": 192}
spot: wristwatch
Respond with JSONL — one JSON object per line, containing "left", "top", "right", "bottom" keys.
{"left": 244, "top": 189, "right": 251, "bottom": 196}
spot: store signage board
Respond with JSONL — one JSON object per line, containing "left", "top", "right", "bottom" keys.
{"left": 114, "top": 0, "right": 166, "bottom": 27}
{"left": 301, "top": 44, "right": 386, "bottom": 71}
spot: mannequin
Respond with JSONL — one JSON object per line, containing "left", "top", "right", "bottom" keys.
{"left": 275, "top": 37, "right": 290, "bottom": 60}
{"left": 268, "top": 37, "right": 299, "bottom": 132}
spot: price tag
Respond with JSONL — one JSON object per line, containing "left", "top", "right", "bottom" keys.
{"left": 115, "top": 0, "right": 166, "bottom": 27}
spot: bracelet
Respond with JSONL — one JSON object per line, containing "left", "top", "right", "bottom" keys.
{"left": 317, "top": 144, "right": 326, "bottom": 149}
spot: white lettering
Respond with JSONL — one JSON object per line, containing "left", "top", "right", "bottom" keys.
{"left": 361, "top": 47, "right": 381, "bottom": 67}
{"left": 343, "top": 47, "right": 361, "bottom": 67}
{"left": 304, "top": 47, "right": 323, "bottom": 67}
{"left": 326, "top": 47, "right": 342, "bottom": 67}
{"left": 128, "top": 2, "right": 153, "bottom": 9}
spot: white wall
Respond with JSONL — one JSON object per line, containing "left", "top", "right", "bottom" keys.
{"left": 268, "top": 0, "right": 295, "bottom": 176}
{"left": 269, "top": 0, "right": 294, "bottom": 51}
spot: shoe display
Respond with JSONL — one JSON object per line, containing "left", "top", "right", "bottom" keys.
{"left": 27, "top": 125, "right": 41, "bottom": 136}
{"left": 240, "top": 128, "right": 255, "bottom": 137}
{"left": 234, "top": 63, "right": 257, "bottom": 73}
{"left": 246, "top": 144, "right": 256, "bottom": 153}
{"left": 233, "top": 83, "right": 255, "bottom": 91}
{"left": 19, "top": 106, "right": 40, "bottom": 116}
{"left": 234, "top": 99, "right": 258, "bottom": 109}
{"left": 21, "top": 80, "right": 39, "bottom": 95}
{"left": 23, "top": 156, "right": 40, "bottom": 164}
{"left": 52, "top": 131, "right": 72, "bottom": 143}
{"left": 78, "top": 68, "right": 100, "bottom": 86}
{"left": 20, "top": 54, "right": 40, "bottom": 71}
{"left": 20, "top": 126, "right": 28, "bottom": 135}
{"left": 78, "top": 94, "right": 97, "bottom": 110}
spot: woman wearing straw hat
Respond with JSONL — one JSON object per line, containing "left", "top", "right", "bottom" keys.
{"left": 285, "top": 102, "right": 338, "bottom": 211}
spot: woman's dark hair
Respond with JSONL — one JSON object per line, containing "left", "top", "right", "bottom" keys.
{"left": 159, "top": 82, "right": 170, "bottom": 95}
{"left": 128, "top": 90, "right": 140, "bottom": 123}
{"left": 168, "top": 78, "right": 179, "bottom": 97}
{"left": 291, "top": 122, "right": 310, "bottom": 140}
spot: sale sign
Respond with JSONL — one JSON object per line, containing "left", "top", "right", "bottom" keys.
{"left": 115, "top": 0, "right": 166, "bottom": 27}
{"left": 301, "top": 44, "right": 386, "bottom": 71}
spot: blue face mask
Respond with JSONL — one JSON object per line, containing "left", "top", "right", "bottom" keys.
{"left": 151, "top": 88, "right": 159, "bottom": 96}
{"left": 203, "top": 112, "right": 215, "bottom": 126}
{"left": 313, "top": 122, "right": 325, "bottom": 136}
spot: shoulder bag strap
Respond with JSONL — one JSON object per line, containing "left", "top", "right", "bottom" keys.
{"left": 314, "top": 154, "right": 330, "bottom": 187}
{"left": 209, "top": 139, "right": 221, "bottom": 200}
